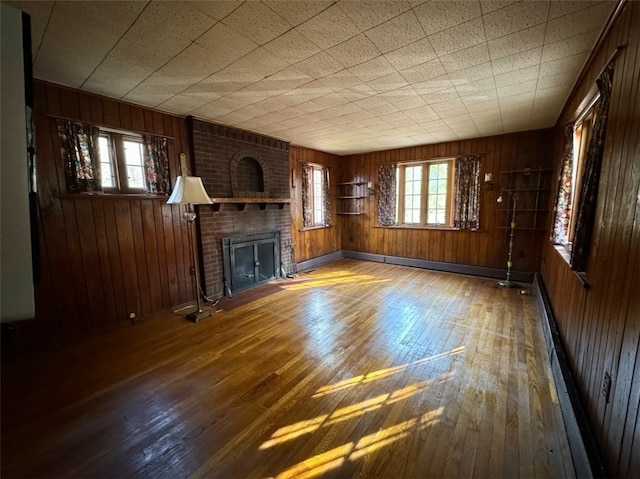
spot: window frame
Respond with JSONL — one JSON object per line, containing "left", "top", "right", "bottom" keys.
{"left": 98, "top": 129, "right": 147, "bottom": 194}
{"left": 396, "top": 158, "right": 456, "bottom": 228}
{"left": 303, "top": 163, "right": 330, "bottom": 229}
{"left": 564, "top": 94, "right": 600, "bottom": 249}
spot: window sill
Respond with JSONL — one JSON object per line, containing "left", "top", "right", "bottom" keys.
{"left": 300, "top": 225, "right": 333, "bottom": 232}
{"left": 57, "top": 192, "right": 168, "bottom": 200}
{"left": 552, "top": 244, "right": 590, "bottom": 289}
{"left": 373, "top": 225, "right": 479, "bottom": 232}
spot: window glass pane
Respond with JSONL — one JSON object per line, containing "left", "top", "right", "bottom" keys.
{"left": 98, "top": 135, "right": 115, "bottom": 188}
{"left": 124, "top": 139, "right": 146, "bottom": 189}
{"left": 312, "top": 167, "right": 324, "bottom": 225}
{"left": 426, "top": 162, "right": 449, "bottom": 225}
{"left": 403, "top": 165, "right": 422, "bottom": 224}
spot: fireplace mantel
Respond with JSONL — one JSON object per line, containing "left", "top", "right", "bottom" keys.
{"left": 208, "top": 197, "right": 291, "bottom": 212}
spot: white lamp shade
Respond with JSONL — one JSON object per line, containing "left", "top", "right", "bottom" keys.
{"left": 166, "top": 176, "right": 212, "bottom": 205}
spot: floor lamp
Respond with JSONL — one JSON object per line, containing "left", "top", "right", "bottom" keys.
{"left": 497, "top": 191, "right": 519, "bottom": 288}
{"left": 167, "top": 176, "right": 213, "bottom": 322}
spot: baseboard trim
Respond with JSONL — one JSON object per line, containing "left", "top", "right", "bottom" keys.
{"left": 533, "top": 274, "right": 606, "bottom": 479}
{"left": 342, "top": 250, "right": 534, "bottom": 282}
{"left": 294, "top": 250, "right": 534, "bottom": 282}
{"left": 295, "top": 250, "right": 344, "bottom": 272}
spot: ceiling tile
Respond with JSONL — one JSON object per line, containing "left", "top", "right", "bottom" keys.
{"left": 400, "top": 60, "right": 447, "bottom": 83}
{"left": 430, "top": 98, "right": 467, "bottom": 117}
{"left": 494, "top": 64, "right": 539, "bottom": 88}
{"left": 82, "top": 55, "right": 151, "bottom": 99}
{"left": 412, "top": 74, "right": 455, "bottom": 95}
{"left": 548, "top": 0, "right": 609, "bottom": 20}
{"left": 447, "top": 62, "right": 493, "bottom": 86}
{"left": 538, "top": 52, "right": 588, "bottom": 78}
{"left": 222, "top": 1, "right": 292, "bottom": 45}
{"left": 390, "top": 95, "right": 426, "bottom": 111}
{"left": 348, "top": 56, "right": 397, "bottom": 82}
{"left": 157, "top": 91, "right": 224, "bottom": 115}
{"left": 487, "top": 24, "right": 546, "bottom": 60}
{"left": 422, "top": 88, "right": 460, "bottom": 106}
{"left": 245, "top": 66, "right": 314, "bottom": 95}
{"left": 264, "top": 1, "right": 334, "bottom": 26}
{"left": 33, "top": 1, "right": 145, "bottom": 88}
{"left": 491, "top": 46, "right": 542, "bottom": 75}
{"left": 319, "top": 71, "right": 365, "bottom": 92}
{"left": 455, "top": 76, "right": 496, "bottom": 95}
{"left": 195, "top": 23, "right": 259, "bottom": 67}
{"left": 483, "top": 1, "right": 549, "bottom": 41}
{"left": 365, "top": 10, "right": 425, "bottom": 54}
{"left": 414, "top": 1, "right": 482, "bottom": 36}
{"left": 544, "top": 1, "right": 615, "bottom": 44}
{"left": 368, "top": 72, "right": 410, "bottom": 93}
{"left": 263, "top": 29, "right": 321, "bottom": 64}
{"left": 124, "top": 84, "right": 176, "bottom": 107}
{"left": 187, "top": 0, "right": 242, "bottom": 21}
{"left": 295, "top": 3, "right": 360, "bottom": 49}
{"left": 496, "top": 78, "right": 538, "bottom": 99}
{"left": 536, "top": 71, "right": 575, "bottom": 91}
{"left": 541, "top": 30, "right": 599, "bottom": 64}
{"left": 327, "top": 34, "right": 381, "bottom": 68}
{"left": 440, "top": 43, "right": 490, "bottom": 74}
{"left": 338, "top": 0, "right": 412, "bottom": 30}
{"left": 404, "top": 105, "right": 440, "bottom": 122}
{"left": 295, "top": 51, "right": 345, "bottom": 78}
{"left": 480, "top": 1, "right": 518, "bottom": 14}
{"left": 428, "top": 17, "right": 486, "bottom": 57}
{"left": 383, "top": 37, "right": 438, "bottom": 71}
{"left": 464, "top": 96, "right": 500, "bottom": 112}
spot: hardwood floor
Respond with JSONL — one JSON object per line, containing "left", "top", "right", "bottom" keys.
{"left": 1, "top": 260, "right": 574, "bottom": 478}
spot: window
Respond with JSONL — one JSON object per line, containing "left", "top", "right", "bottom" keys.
{"left": 302, "top": 163, "right": 331, "bottom": 228}
{"left": 396, "top": 159, "right": 455, "bottom": 227}
{"left": 98, "top": 131, "right": 147, "bottom": 193}
{"left": 553, "top": 94, "right": 600, "bottom": 248}
{"left": 58, "top": 119, "right": 171, "bottom": 195}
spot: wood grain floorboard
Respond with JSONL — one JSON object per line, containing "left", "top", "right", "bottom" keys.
{"left": 1, "top": 259, "right": 574, "bottom": 478}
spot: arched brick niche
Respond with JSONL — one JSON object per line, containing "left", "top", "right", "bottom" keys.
{"left": 230, "top": 149, "right": 269, "bottom": 198}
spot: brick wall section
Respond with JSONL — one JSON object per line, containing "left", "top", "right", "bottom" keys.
{"left": 190, "top": 118, "right": 292, "bottom": 298}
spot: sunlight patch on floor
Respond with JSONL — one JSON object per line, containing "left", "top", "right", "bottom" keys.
{"left": 272, "top": 408, "right": 444, "bottom": 479}
{"left": 312, "top": 346, "right": 465, "bottom": 398}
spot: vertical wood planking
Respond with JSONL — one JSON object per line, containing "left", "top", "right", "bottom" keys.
{"left": 27, "top": 81, "right": 191, "bottom": 345}
{"left": 540, "top": 2, "right": 640, "bottom": 476}
{"left": 334, "top": 130, "right": 553, "bottom": 272}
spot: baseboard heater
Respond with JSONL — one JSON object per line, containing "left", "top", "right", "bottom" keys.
{"left": 295, "top": 250, "right": 534, "bottom": 283}
{"left": 533, "top": 274, "right": 606, "bottom": 479}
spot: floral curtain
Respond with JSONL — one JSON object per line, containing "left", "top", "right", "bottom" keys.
{"left": 453, "top": 154, "right": 481, "bottom": 230}
{"left": 322, "top": 166, "right": 332, "bottom": 227}
{"left": 301, "top": 163, "right": 313, "bottom": 227}
{"left": 58, "top": 120, "right": 101, "bottom": 193}
{"left": 570, "top": 60, "right": 615, "bottom": 272}
{"left": 552, "top": 123, "right": 576, "bottom": 244}
{"left": 142, "top": 134, "right": 170, "bottom": 194}
{"left": 377, "top": 163, "right": 397, "bottom": 226}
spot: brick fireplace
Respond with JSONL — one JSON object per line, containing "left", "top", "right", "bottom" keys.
{"left": 189, "top": 118, "right": 292, "bottom": 299}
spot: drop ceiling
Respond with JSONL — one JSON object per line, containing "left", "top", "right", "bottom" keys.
{"left": 6, "top": 0, "right": 615, "bottom": 155}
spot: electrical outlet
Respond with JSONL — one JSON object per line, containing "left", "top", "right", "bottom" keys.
{"left": 602, "top": 372, "right": 611, "bottom": 403}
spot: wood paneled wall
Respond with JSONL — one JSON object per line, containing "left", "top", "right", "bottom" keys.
{"left": 21, "top": 81, "right": 194, "bottom": 348}
{"left": 540, "top": 2, "right": 640, "bottom": 477}
{"left": 289, "top": 145, "right": 342, "bottom": 263}
{"left": 339, "top": 130, "right": 554, "bottom": 273}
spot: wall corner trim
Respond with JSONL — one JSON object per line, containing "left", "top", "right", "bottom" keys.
{"left": 533, "top": 274, "right": 607, "bottom": 479}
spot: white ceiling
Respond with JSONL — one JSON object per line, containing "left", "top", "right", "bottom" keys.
{"left": 6, "top": 0, "right": 615, "bottom": 155}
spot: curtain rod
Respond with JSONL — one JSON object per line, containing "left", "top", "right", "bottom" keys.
{"left": 46, "top": 113, "right": 176, "bottom": 140}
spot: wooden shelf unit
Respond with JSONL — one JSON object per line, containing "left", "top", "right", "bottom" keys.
{"left": 496, "top": 168, "right": 552, "bottom": 231}
{"left": 337, "top": 181, "right": 366, "bottom": 215}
